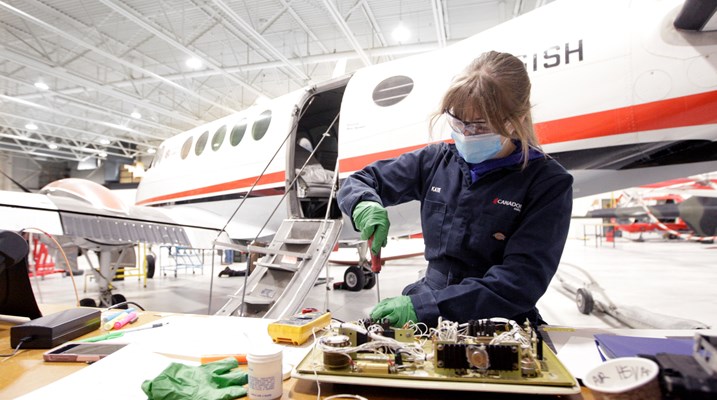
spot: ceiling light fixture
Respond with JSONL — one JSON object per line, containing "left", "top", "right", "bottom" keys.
{"left": 34, "top": 81, "right": 49, "bottom": 90}
{"left": 25, "top": 123, "right": 38, "bottom": 130}
{"left": 147, "top": 148, "right": 157, "bottom": 154}
{"left": 185, "top": 57, "right": 203, "bottom": 69}
{"left": 48, "top": 143, "right": 58, "bottom": 150}
{"left": 130, "top": 111, "right": 142, "bottom": 119}
{"left": 99, "top": 138, "right": 111, "bottom": 145}
{"left": 393, "top": 0, "right": 410, "bottom": 43}
{"left": 392, "top": 23, "right": 410, "bottom": 42}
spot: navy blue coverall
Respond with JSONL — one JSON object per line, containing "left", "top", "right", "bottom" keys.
{"left": 337, "top": 142, "right": 573, "bottom": 327}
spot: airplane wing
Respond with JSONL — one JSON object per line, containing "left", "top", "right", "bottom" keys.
{"left": 0, "top": 179, "right": 241, "bottom": 249}
{"left": 584, "top": 205, "right": 678, "bottom": 220}
{"left": 674, "top": 0, "right": 717, "bottom": 31}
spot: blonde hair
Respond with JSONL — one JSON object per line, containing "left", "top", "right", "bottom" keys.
{"left": 431, "top": 51, "right": 542, "bottom": 167}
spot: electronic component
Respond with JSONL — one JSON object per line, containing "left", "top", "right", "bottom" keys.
{"left": 320, "top": 335, "right": 352, "bottom": 369}
{"left": 339, "top": 324, "right": 413, "bottom": 345}
{"left": 294, "top": 316, "right": 578, "bottom": 394}
{"left": 433, "top": 319, "right": 540, "bottom": 377}
{"left": 267, "top": 310, "right": 331, "bottom": 345}
{"left": 466, "top": 345, "right": 490, "bottom": 370}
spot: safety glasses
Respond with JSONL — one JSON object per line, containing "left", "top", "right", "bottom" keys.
{"left": 444, "top": 110, "right": 493, "bottom": 136}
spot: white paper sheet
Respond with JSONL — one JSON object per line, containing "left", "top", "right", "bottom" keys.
{"left": 17, "top": 315, "right": 315, "bottom": 399}
{"left": 555, "top": 335, "right": 605, "bottom": 380}
{"left": 17, "top": 344, "right": 189, "bottom": 400}
{"left": 96, "top": 315, "right": 312, "bottom": 367}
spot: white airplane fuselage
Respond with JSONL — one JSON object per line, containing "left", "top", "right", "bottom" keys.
{"left": 134, "top": 0, "right": 717, "bottom": 240}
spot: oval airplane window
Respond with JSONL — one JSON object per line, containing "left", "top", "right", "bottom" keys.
{"left": 252, "top": 110, "right": 272, "bottom": 140}
{"left": 372, "top": 75, "right": 414, "bottom": 107}
{"left": 212, "top": 125, "right": 227, "bottom": 151}
{"left": 230, "top": 119, "right": 247, "bottom": 146}
{"left": 195, "top": 131, "right": 208, "bottom": 156}
{"left": 180, "top": 137, "right": 193, "bottom": 159}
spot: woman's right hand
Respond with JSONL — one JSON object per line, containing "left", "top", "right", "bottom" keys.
{"left": 352, "top": 201, "right": 390, "bottom": 255}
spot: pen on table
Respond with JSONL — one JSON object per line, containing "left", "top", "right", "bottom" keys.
{"left": 200, "top": 354, "right": 247, "bottom": 364}
{"left": 81, "top": 321, "right": 170, "bottom": 342}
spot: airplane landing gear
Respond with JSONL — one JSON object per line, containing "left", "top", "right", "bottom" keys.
{"left": 338, "top": 265, "right": 377, "bottom": 291}
{"left": 79, "top": 245, "right": 135, "bottom": 308}
{"left": 331, "top": 240, "right": 379, "bottom": 292}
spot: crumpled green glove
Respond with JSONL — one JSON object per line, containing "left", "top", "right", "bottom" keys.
{"left": 141, "top": 357, "right": 248, "bottom": 400}
{"left": 352, "top": 201, "right": 390, "bottom": 255}
{"left": 370, "top": 295, "right": 418, "bottom": 327}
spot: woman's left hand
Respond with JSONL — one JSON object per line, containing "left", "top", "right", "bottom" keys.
{"left": 369, "top": 295, "right": 418, "bottom": 327}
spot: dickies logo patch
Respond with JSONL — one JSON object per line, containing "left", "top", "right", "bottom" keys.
{"left": 431, "top": 186, "right": 441, "bottom": 193}
{"left": 493, "top": 232, "right": 506, "bottom": 241}
{"left": 493, "top": 197, "right": 522, "bottom": 212}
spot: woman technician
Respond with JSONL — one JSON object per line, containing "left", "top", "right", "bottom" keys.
{"left": 337, "top": 51, "right": 573, "bottom": 328}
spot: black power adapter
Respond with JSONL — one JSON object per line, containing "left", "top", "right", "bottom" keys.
{"left": 10, "top": 308, "right": 101, "bottom": 349}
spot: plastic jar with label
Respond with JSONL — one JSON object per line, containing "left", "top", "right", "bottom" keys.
{"left": 247, "top": 347, "right": 283, "bottom": 399}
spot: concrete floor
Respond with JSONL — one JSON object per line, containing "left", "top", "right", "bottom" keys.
{"left": 21, "top": 236, "right": 717, "bottom": 330}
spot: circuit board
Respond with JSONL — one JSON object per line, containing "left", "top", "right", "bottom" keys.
{"left": 293, "top": 318, "right": 580, "bottom": 395}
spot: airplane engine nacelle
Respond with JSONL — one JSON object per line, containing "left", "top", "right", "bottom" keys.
{"left": 40, "top": 178, "right": 129, "bottom": 215}
{"left": 678, "top": 196, "right": 717, "bottom": 237}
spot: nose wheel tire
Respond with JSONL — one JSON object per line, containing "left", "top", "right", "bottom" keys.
{"left": 79, "top": 298, "right": 97, "bottom": 307}
{"left": 576, "top": 288, "right": 594, "bottom": 315}
{"left": 343, "top": 266, "right": 366, "bottom": 292}
{"left": 111, "top": 294, "right": 128, "bottom": 309}
{"left": 145, "top": 254, "right": 156, "bottom": 279}
{"left": 363, "top": 273, "right": 377, "bottom": 290}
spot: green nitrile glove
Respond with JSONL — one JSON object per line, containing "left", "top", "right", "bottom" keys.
{"left": 141, "top": 357, "right": 248, "bottom": 400}
{"left": 352, "top": 201, "right": 390, "bottom": 255}
{"left": 370, "top": 295, "right": 418, "bottom": 328}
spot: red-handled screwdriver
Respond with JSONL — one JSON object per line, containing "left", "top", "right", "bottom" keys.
{"left": 368, "top": 236, "right": 382, "bottom": 302}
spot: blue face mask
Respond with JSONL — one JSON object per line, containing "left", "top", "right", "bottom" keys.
{"left": 451, "top": 130, "right": 505, "bottom": 164}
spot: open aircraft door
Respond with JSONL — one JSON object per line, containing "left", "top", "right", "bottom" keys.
{"left": 286, "top": 75, "right": 350, "bottom": 221}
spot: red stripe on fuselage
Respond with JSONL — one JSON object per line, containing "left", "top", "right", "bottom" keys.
{"left": 137, "top": 171, "right": 284, "bottom": 205}
{"left": 138, "top": 90, "right": 717, "bottom": 206}
{"left": 535, "top": 90, "right": 717, "bottom": 144}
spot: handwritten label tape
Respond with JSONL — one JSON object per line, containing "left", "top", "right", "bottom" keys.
{"left": 583, "top": 357, "right": 659, "bottom": 394}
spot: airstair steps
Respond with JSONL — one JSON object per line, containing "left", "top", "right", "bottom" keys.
{"left": 282, "top": 238, "right": 313, "bottom": 244}
{"left": 215, "top": 218, "right": 342, "bottom": 320}
{"left": 241, "top": 295, "right": 275, "bottom": 305}
{"left": 247, "top": 245, "right": 312, "bottom": 260}
{"left": 255, "top": 261, "right": 298, "bottom": 272}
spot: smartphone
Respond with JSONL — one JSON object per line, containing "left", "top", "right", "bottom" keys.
{"left": 43, "top": 342, "right": 128, "bottom": 362}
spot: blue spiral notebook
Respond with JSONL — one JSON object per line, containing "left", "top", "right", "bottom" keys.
{"left": 594, "top": 334, "right": 693, "bottom": 359}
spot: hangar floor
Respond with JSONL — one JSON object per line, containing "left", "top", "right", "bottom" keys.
{"left": 24, "top": 236, "right": 717, "bottom": 330}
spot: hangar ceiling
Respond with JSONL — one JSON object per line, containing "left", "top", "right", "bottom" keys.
{"left": 0, "top": 0, "right": 551, "bottom": 167}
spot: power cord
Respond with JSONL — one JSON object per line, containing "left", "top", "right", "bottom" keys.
{"left": 0, "top": 335, "right": 32, "bottom": 358}
{"left": 105, "top": 301, "right": 146, "bottom": 311}
{"left": 22, "top": 227, "right": 80, "bottom": 306}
